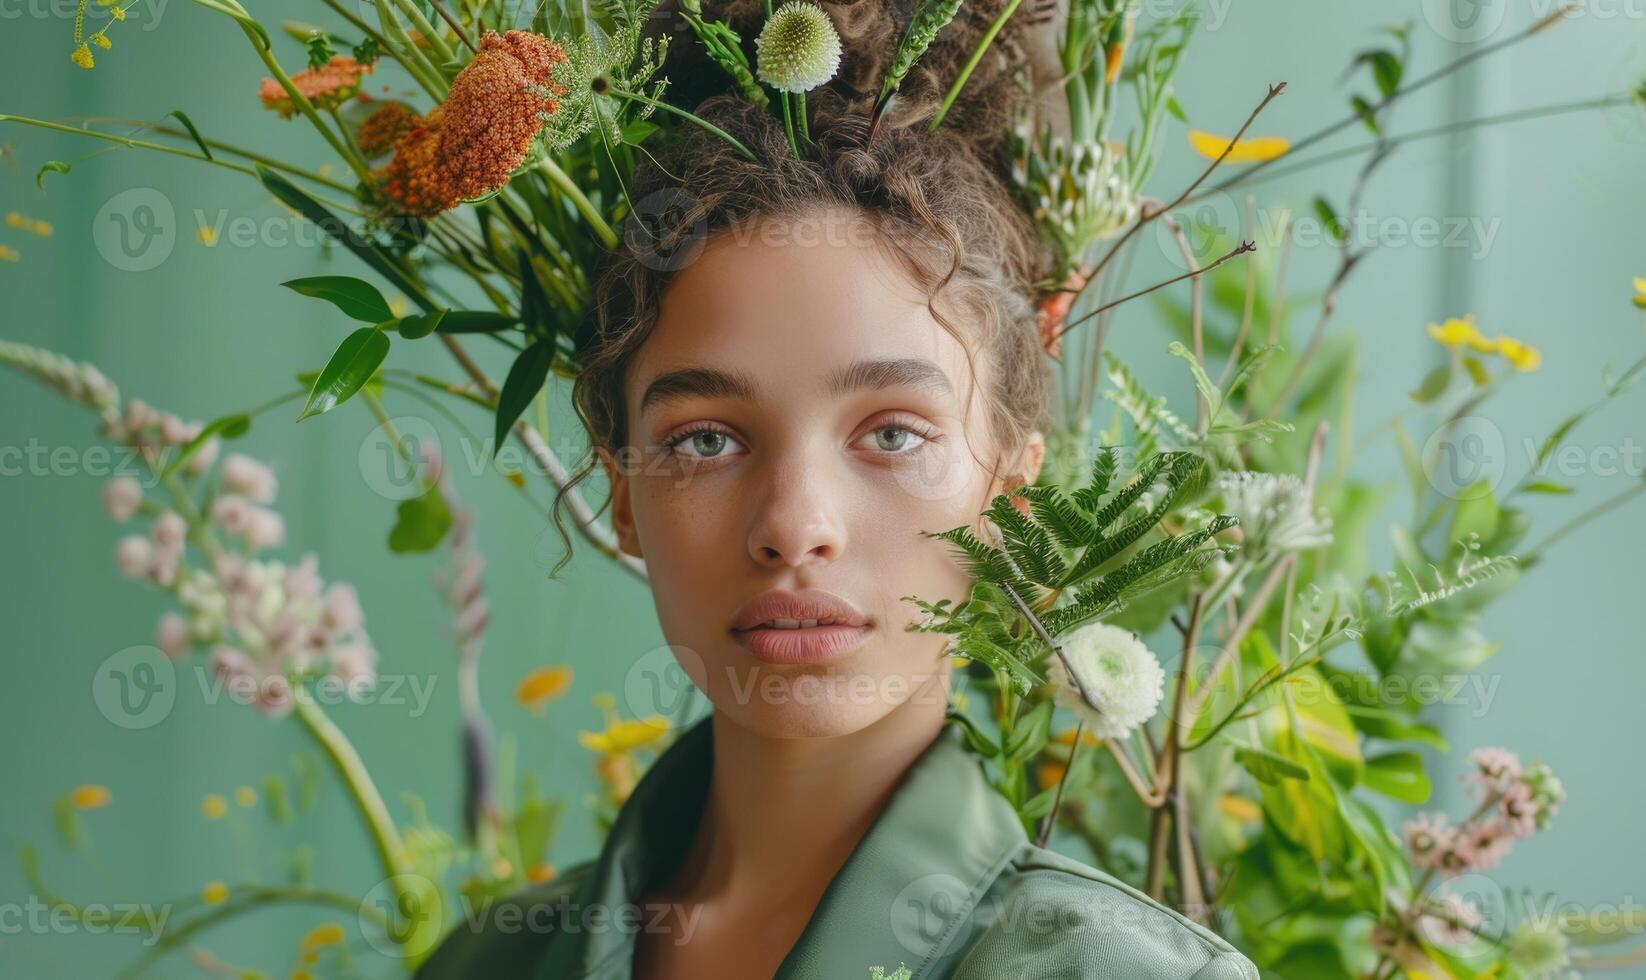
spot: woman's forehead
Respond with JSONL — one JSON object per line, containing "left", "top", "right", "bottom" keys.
{"left": 629, "top": 221, "right": 980, "bottom": 414}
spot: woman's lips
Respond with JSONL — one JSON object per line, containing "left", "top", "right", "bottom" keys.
{"left": 729, "top": 623, "right": 873, "bottom": 664}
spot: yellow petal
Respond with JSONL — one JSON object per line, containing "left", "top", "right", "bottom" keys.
{"left": 70, "top": 785, "right": 112, "bottom": 810}
{"left": 202, "top": 793, "right": 228, "bottom": 819}
{"left": 515, "top": 665, "right": 573, "bottom": 710}
{"left": 201, "top": 881, "right": 229, "bottom": 904}
{"left": 1426, "top": 314, "right": 1495, "bottom": 353}
{"left": 1218, "top": 794, "right": 1262, "bottom": 823}
{"left": 1187, "top": 129, "right": 1290, "bottom": 164}
{"left": 1494, "top": 335, "right": 1542, "bottom": 372}
{"left": 579, "top": 716, "right": 669, "bottom": 754}
{"left": 301, "top": 922, "right": 345, "bottom": 948}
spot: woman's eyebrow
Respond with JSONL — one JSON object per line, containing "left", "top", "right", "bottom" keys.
{"left": 640, "top": 366, "right": 758, "bottom": 414}
{"left": 825, "top": 357, "right": 954, "bottom": 399}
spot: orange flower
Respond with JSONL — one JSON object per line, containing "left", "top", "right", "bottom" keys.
{"left": 377, "top": 106, "right": 460, "bottom": 217}
{"left": 515, "top": 664, "right": 573, "bottom": 712}
{"left": 437, "top": 30, "right": 570, "bottom": 204}
{"left": 356, "top": 102, "right": 421, "bottom": 158}
{"left": 1035, "top": 264, "right": 1093, "bottom": 361}
{"left": 69, "top": 785, "right": 111, "bottom": 809}
{"left": 260, "top": 55, "right": 374, "bottom": 120}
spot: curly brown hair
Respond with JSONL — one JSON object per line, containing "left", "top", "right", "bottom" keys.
{"left": 547, "top": 0, "right": 1059, "bottom": 575}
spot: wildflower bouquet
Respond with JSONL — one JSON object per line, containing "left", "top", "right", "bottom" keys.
{"left": 6, "top": 0, "right": 1646, "bottom": 977}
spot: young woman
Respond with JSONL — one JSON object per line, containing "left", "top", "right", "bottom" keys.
{"left": 417, "top": 2, "right": 1259, "bottom": 976}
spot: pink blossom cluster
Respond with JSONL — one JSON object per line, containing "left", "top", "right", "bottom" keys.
{"left": 101, "top": 433, "right": 377, "bottom": 718}
{"left": 1402, "top": 748, "right": 1565, "bottom": 878}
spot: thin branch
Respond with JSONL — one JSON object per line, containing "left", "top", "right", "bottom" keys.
{"left": 1053, "top": 241, "right": 1256, "bottom": 345}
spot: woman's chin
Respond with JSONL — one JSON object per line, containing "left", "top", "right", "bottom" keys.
{"left": 703, "top": 662, "right": 947, "bottom": 739}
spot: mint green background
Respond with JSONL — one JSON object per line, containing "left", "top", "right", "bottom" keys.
{"left": 2, "top": 2, "right": 1641, "bottom": 975}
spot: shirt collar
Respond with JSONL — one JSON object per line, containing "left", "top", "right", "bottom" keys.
{"left": 540, "top": 713, "right": 1027, "bottom": 979}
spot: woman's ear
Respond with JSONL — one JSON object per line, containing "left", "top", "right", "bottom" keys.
{"left": 598, "top": 446, "right": 644, "bottom": 560}
{"left": 1020, "top": 429, "right": 1046, "bottom": 486}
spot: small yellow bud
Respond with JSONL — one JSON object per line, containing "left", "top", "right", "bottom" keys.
{"left": 72, "top": 44, "right": 95, "bottom": 69}
{"left": 70, "top": 785, "right": 112, "bottom": 809}
{"left": 202, "top": 794, "right": 228, "bottom": 819}
{"left": 234, "top": 785, "right": 257, "bottom": 808}
{"left": 91, "top": 33, "right": 111, "bottom": 50}
{"left": 201, "top": 881, "right": 229, "bottom": 904}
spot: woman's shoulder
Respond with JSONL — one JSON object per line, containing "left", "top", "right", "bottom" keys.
{"left": 413, "top": 859, "right": 599, "bottom": 978}
{"left": 949, "top": 842, "right": 1259, "bottom": 980}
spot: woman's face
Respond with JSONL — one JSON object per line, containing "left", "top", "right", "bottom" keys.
{"left": 602, "top": 207, "right": 1043, "bottom": 739}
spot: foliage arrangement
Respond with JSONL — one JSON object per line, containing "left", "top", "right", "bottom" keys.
{"left": 5, "top": 0, "right": 1646, "bottom": 976}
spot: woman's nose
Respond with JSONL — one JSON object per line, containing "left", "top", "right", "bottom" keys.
{"left": 745, "top": 454, "right": 847, "bottom": 568}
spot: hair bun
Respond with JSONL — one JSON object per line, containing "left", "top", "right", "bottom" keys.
{"left": 652, "top": 0, "right": 1062, "bottom": 169}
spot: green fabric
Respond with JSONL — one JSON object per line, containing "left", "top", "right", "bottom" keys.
{"left": 416, "top": 714, "right": 1259, "bottom": 979}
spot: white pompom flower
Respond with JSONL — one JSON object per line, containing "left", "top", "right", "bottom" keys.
{"left": 755, "top": 1, "right": 843, "bottom": 94}
{"left": 1217, "top": 471, "right": 1333, "bottom": 557}
{"left": 1047, "top": 622, "right": 1166, "bottom": 740}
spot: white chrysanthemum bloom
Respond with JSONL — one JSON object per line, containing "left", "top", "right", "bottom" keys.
{"left": 1047, "top": 622, "right": 1166, "bottom": 740}
{"left": 1217, "top": 471, "right": 1333, "bottom": 556}
{"left": 755, "top": 1, "right": 842, "bottom": 93}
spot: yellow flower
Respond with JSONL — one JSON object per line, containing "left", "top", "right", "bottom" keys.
{"left": 949, "top": 655, "right": 969, "bottom": 670}
{"left": 1494, "top": 335, "right": 1542, "bottom": 372}
{"left": 527, "top": 862, "right": 557, "bottom": 883}
{"left": 72, "top": 43, "right": 94, "bottom": 69}
{"left": 595, "top": 751, "right": 639, "bottom": 804}
{"left": 196, "top": 226, "right": 218, "bottom": 247}
{"left": 0, "top": 245, "right": 19, "bottom": 262}
{"left": 1632, "top": 277, "right": 1646, "bottom": 309}
{"left": 1036, "top": 761, "right": 1067, "bottom": 792}
{"left": 515, "top": 665, "right": 573, "bottom": 712}
{"left": 202, "top": 793, "right": 228, "bottom": 819}
{"left": 1052, "top": 727, "right": 1102, "bottom": 748}
{"left": 91, "top": 32, "right": 111, "bottom": 50}
{"left": 300, "top": 922, "right": 345, "bottom": 948}
{"left": 1218, "top": 794, "right": 1262, "bottom": 823}
{"left": 1426, "top": 314, "right": 1497, "bottom": 354}
{"left": 1187, "top": 129, "right": 1290, "bottom": 164}
{"left": 111, "top": 4, "right": 125, "bottom": 19}
{"left": 578, "top": 716, "right": 669, "bottom": 755}
{"left": 234, "top": 785, "right": 257, "bottom": 808}
{"left": 201, "top": 881, "right": 229, "bottom": 904}
{"left": 70, "top": 785, "right": 112, "bottom": 810}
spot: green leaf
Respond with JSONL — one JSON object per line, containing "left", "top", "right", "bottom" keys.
{"left": 1411, "top": 364, "right": 1450, "bottom": 403}
{"left": 1350, "top": 94, "right": 1380, "bottom": 135}
{"left": 299, "top": 327, "right": 390, "bottom": 420}
{"left": 1343, "top": 705, "right": 1449, "bottom": 751}
{"left": 435, "top": 310, "right": 520, "bottom": 334}
{"left": 1165, "top": 95, "right": 1188, "bottom": 123}
{"left": 391, "top": 309, "right": 447, "bottom": 339}
{"left": 282, "top": 275, "right": 395, "bottom": 323}
{"left": 1520, "top": 480, "right": 1574, "bottom": 495}
{"left": 166, "top": 109, "right": 213, "bottom": 160}
{"left": 1461, "top": 354, "right": 1491, "bottom": 386}
{"left": 492, "top": 339, "right": 554, "bottom": 454}
{"left": 1449, "top": 480, "right": 1499, "bottom": 545}
{"left": 1019, "top": 786, "right": 1059, "bottom": 820}
{"left": 1313, "top": 196, "right": 1346, "bottom": 244}
{"left": 388, "top": 481, "right": 453, "bottom": 553}
{"left": 161, "top": 412, "right": 250, "bottom": 478}
{"left": 36, "top": 161, "right": 71, "bottom": 188}
{"left": 1234, "top": 744, "right": 1310, "bottom": 784}
{"left": 1004, "top": 699, "right": 1054, "bottom": 763}
{"left": 1362, "top": 751, "right": 1431, "bottom": 803}
{"left": 256, "top": 164, "right": 430, "bottom": 312}
{"left": 945, "top": 709, "right": 999, "bottom": 757}
{"left": 1368, "top": 50, "right": 1402, "bottom": 98}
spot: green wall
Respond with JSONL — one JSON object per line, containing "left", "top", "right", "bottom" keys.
{"left": 2, "top": 1, "right": 1641, "bottom": 975}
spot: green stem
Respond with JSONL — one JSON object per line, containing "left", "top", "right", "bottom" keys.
{"left": 238, "top": 22, "right": 376, "bottom": 186}
{"left": 533, "top": 157, "right": 618, "bottom": 249}
{"left": 0, "top": 115, "right": 357, "bottom": 196}
{"left": 389, "top": 0, "right": 457, "bottom": 65}
{"left": 609, "top": 85, "right": 758, "bottom": 162}
{"left": 930, "top": 0, "right": 1024, "bottom": 132}
{"left": 780, "top": 90, "right": 801, "bottom": 158}
{"left": 290, "top": 697, "right": 420, "bottom": 959}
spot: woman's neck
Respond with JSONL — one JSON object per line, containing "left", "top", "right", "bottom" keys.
{"left": 662, "top": 682, "right": 949, "bottom": 907}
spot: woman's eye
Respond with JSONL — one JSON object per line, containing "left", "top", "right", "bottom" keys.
{"left": 667, "top": 428, "right": 744, "bottom": 460}
{"left": 862, "top": 424, "right": 930, "bottom": 454}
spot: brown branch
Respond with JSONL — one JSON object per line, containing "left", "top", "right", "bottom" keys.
{"left": 1053, "top": 241, "right": 1256, "bottom": 345}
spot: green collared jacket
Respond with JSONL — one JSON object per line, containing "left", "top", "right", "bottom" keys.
{"left": 416, "top": 715, "right": 1259, "bottom": 979}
